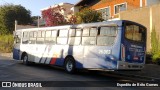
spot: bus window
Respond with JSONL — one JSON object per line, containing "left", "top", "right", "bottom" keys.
{"left": 42, "top": 31, "right": 45, "bottom": 37}
{"left": 90, "top": 28, "right": 97, "bottom": 36}
{"left": 46, "top": 31, "right": 51, "bottom": 37}
{"left": 97, "top": 36, "right": 115, "bottom": 46}
{"left": 82, "top": 37, "right": 96, "bottom": 45}
{"left": 59, "top": 30, "right": 68, "bottom": 37}
{"left": 69, "top": 29, "right": 76, "bottom": 36}
{"left": 76, "top": 29, "right": 82, "bottom": 36}
{"left": 37, "top": 38, "right": 44, "bottom": 44}
{"left": 29, "top": 31, "right": 36, "bottom": 44}
{"left": 57, "top": 29, "right": 68, "bottom": 45}
{"left": 29, "top": 31, "right": 34, "bottom": 38}
{"left": 37, "top": 31, "right": 42, "bottom": 37}
{"left": 14, "top": 32, "right": 21, "bottom": 44}
{"left": 45, "top": 30, "right": 57, "bottom": 44}
{"left": 68, "top": 37, "right": 81, "bottom": 45}
{"left": 100, "top": 27, "right": 117, "bottom": 36}
{"left": 34, "top": 31, "right": 37, "bottom": 38}
{"left": 22, "top": 31, "right": 29, "bottom": 44}
{"left": 83, "top": 28, "right": 89, "bottom": 36}
{"left": 51, "top": 30, "right": 57, "bottom": 37}
{"left": 125, "top": 24, "right": 145, "bottom": 42}
{"left": 45, "top": 38, "right": 56, "bottom": 44}
{"left": 29, "top": 38, "right": 36, "bottom": 44}
{"left": 57, "top": 37, "right": 68, "bottom": 45}
{"left": 97, "top": 26, "right": 118, "bottom": 46}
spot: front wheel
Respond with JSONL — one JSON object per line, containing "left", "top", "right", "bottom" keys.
{"left": 22, "top": 54, "right": 30, "bottom": 65}
{"left": 64, "top": 57, "right": 76, "bottom": 74}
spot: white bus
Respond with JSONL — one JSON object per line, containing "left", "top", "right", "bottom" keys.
{"left": 13, "top": 20, "right": 147, "bottom": 73}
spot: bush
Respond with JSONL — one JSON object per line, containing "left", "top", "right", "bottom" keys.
{"left": 151, "top": 28, "right": 160, "bottom": 64}
{"left": 75, "top": 8, "right": 103, "bottom": 24}
{"left": 0, "top": 34, "right": 14, "bottom": 53}
{"left": 152, "top": 53, "right": 160, "bottom": 65}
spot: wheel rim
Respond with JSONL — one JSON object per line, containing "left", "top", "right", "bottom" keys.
{"left": 66, "top": 60, "right": 73, "bottom": 72}
{"left": 23, "top": 55, "right": 27, "bottom": 63}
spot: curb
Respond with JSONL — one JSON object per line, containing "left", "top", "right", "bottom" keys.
{"left": 0, "top": 53, "right": 12, "bottom": 58}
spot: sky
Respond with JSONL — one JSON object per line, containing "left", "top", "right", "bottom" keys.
{"left": 0, "top": 0, "right": 80, "bottom": 16}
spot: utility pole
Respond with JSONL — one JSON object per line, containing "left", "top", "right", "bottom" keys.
{"left": 15, "top": 20, "right": 17, "bottom": 31}
{"left": 38, "top": 16, "right": 40, "bottom": 28}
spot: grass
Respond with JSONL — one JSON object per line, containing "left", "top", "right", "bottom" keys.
{"left": 0, "top": 34, "right": 14, "bottom": 53}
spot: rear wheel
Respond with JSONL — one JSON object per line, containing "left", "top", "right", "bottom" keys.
{"left": 64, "top": 57, "right": 76, "bottom": 74}
{"left": 22, "top": 54, "right": 30, "bottom": 65}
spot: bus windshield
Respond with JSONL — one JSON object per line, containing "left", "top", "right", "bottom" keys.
{"left": 125, "top": 23, "right": 146, "bottom": 42}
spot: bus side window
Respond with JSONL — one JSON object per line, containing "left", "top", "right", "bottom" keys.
{"left": 82, "top": 28, "right": 89, "bottom": 36}
{"left": 22, "top": 31, "right": 29, "bottom": 44}
{"left": 68, "top": 29, "right": 81, "bottom": 45}
{"left": 57, "top": 29, "right": 68, "bottom": 45}
{"left": 90, "top": 28, "right": 97, "bottom": 36}
{"left": 76, "top": 29, "right": 82, "bottom": 36}
{"left": 82, "top": 28, "right": 96, "bottom": 45}
{"left": 45, "top": 30, "right": 56, "bottom": 44}
{"left": 97, "top": 26, "right": 117, "bottom": 46}
{"left": 37, "top": 31, "right": 45, "bottom": 44}
{"left": 14, "top": 32, "right": 21, "bottom": 44}
{"left": 69, "top": 29, "right": 76, "bottom": 37}
{"left": 29, "top": 31, "right": 36, "bottom": 44}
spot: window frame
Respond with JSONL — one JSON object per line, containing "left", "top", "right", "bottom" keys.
{"left": 97, "top": 26, "right": 118, "bottom": 46}
{"left": 29, "top": 31, "right": 37, "bottom": 44}
{"left": 96, "top": 6, "right": 111, "bottom": 20}
{"left": 22, "top": 31, "right": 29, "bottom": 44}
{"left": 114, "top": 2, "right": 127, "bottom": 15}
{"left": 57, "top": 29, "right": 69, "bottom": 45}
{"left": 82, "top": 27, "right": 97, "bottom": 46}
{"left": 124, "top": 23, "right": 146, "bottom": 43}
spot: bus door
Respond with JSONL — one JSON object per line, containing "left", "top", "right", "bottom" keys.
{"left": 13, "top": 31, "right": 21, "bottom": 60}
{"left": 123, "top": 23, "right": 146, "bottom": 64}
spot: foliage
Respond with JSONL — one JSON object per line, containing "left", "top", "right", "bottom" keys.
{"left": 42, "top": 5, "right": 67, "bottom": 26}
{"left": 31, "top": 16, "right": 40, "bottom": 21}
{"left": 31, "top": 16, "right": 40, "bottom": 26}
{"left": 75, "top": 8, "right": 103, "bottom": 24}
{"left": 151, "top": 28, "right": 160, "bottom": 64}
{"left": 0, "top": 4, "right": 32, "bottom": 34}
{"left": 68, "top": 15, "right": 77, "bottom": 24}
{"left": 0, "top": 34, "right": 14, "bottom": 53}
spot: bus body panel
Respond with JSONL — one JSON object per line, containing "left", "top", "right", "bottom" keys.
{"left": 67, "top": 45, "right": 84, "bottom": 68}
{"left": 83, "top": 46, "right": 118, "bottom": 69}
{"left": 13, "top": 45, "right": 20, "bottom": 60}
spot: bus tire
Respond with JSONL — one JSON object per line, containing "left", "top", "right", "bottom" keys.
{"left": 22, "top": 53, "right": 30, "bottom": 65}
{"left": 64, "top": 57, "right": 76, "bottom": 74}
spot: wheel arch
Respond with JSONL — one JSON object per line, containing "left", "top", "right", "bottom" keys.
{"left": 21, "top": 52, "right": 27, "bottom": 60}
{"left": 63, "top": 55, "right": 75, "bottom": 66}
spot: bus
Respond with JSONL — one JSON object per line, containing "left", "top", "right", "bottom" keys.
{"left": 13, "top": 20, "right": 147, "bottom": 73}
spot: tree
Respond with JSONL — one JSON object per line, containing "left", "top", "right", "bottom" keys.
{"left": 0, "top": 4, "right": 32, "bottom": 34}
{"left": 75, "top": 8, "right": 103, "bottom": 24}
{"left": 31, "top": 16, "right": 40, "bottom": 26}
{"left": 42, "top": 5, "right": 67, "bottom": 26}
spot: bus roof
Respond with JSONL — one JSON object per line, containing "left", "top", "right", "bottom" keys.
{"left": 15, "top": 20, "right": 144, "bottom": 31}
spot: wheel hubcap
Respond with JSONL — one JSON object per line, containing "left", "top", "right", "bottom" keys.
{"left": 66, "top": 60, "right": 73, "bottom": 72}
{"left": 23, "top": 56, "right": 27, "bottom": 62}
